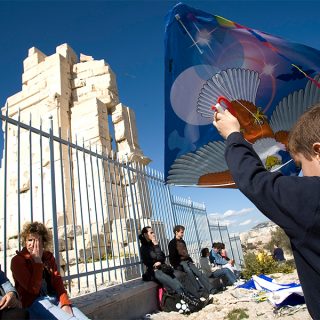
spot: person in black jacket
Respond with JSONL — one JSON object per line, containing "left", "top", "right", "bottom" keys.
{"left": 168, "top": 225, "right": 216, "bottom": 298}
{"left": 273, "top": 244, "right": 286, "bottom": 262}
{"left": 213, "top": 105, "right": 320, "bottom": 319}
{"left": 139, "top": 226, "right": 205, "bottom": 309}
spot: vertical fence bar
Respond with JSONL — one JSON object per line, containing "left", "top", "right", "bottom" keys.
{"left": 144, "top": 168, "right": 162, "bottom": 239}
{"left": 120, "top": 161, "right": 137, "bottom": 271}
{"left": 29, "top": 113, "right": 33, "bottom": 222}
{"left": 103, "top": 153, "right": 119, "bottom": 280}
{"left": 58, "top": 127, "right": 70, "bottom": 291}
{"left": 89, "top": 144, "right": 103, "bottom": 285}
{"left": 226, "top": 227, "right": 235, "bottom": 260}
{"left": 125, "top": 161, "right": 143, "bottom": 275}
{"left": 190, "top": 200, "right": 201, "bottom": 256}
{"left": 40, "top": 118, "right": 45, "bottom": 223}
{"left": 17, "top": 110, "right": 21, "bottom": 251}
{"left": 49, "top": 116, "right": 60, "bottom": 269}
{"left": 206, "top": 211, "right": 213, "bottom": 246}
{"left": 110, "top": 156, "right": 125, "bottom": 283}
{"left": 153, "top": 172, "right": 170, "bottom": 251}
{"left": 67, "top": 132, "right": 81, "bottom": 292}
{"left": 2, "top": 106, "right": 9, "bottom": 273}
{"left": 217, "top": 221, "right": 223, "bottom": 242}
{"left": 82, "top": 141, "right": 97, "bottom": 290}
{"left": 95, "top": 146, "right": 110, "bottom": 282}
{"left": 75, "top": 137, "right": 89, "bottom": 288}
{"left": 168, "top": 187, "right": 178, "bottom": 226}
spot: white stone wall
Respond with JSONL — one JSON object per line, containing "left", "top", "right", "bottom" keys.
{"left": 0, "top": 43, "right": 151, "bottom": 250}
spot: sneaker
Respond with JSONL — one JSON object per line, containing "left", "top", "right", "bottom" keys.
{"left": 202, "top": 297, "right": 213, "bottom": 307}
{"left": 233, "top": 280, "right": 245, "bottom": 288}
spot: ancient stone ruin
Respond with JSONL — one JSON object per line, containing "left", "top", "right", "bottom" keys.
{"left": 0, "top": 44, "right": 152, "bottom": 276}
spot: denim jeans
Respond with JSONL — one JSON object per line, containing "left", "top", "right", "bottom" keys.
{"left": 154, "top": 270, "right": 184, "bottom": 294}
{"left": 28, "top": 296, "right": 90, "bottom": 320}
{"left": 212, "top": 268, "right": 237, "bottom": 285}
{"left": 180, "top": 261, "right": 214, "bottom": 295}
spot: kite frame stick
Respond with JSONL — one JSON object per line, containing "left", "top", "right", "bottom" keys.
{"left": 175, "top": 14, "right": 203, "bottom": 54}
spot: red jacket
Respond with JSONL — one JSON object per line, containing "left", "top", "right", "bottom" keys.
{"left": 11, "top": 247, "right": 71, "bottom": 308}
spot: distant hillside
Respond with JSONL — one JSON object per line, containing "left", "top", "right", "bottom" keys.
{"left": 240, "top": 221, "right": 277, "bottom": 252}
{"left": 251, "top": 221, "right": 275, "bottom": 230}
{"left": 240, "top": 221, "right": 293, "bottom": 259}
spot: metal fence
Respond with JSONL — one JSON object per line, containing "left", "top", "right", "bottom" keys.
{"left": 209, "top": 223, "right": 244, "bottom": 268}
{"left": 0, "top": 110, "right": 243, "bottom": 296}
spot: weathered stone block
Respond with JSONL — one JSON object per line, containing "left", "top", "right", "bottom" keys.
{"left": 23, "top": 47, "right": 46, "bottom": 71}
{"left": 56, "top": 43, "right": 78, "bottom": 65}
{"left": 58, "top": 224, "right": 82, "bottom": 239}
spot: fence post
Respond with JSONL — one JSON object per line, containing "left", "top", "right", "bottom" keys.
{"left": 190, "top": 199, "right": 201, "bottom": 254}
{"left": 205, "top": 210, "right": 213, "bottom": 246}
{"left": 49, "top": 116, "right": 60, "bottom": 270}
{"left": 217, "top": 221, "right": 223, "bottom": 242}
{"left": 226, "top": 227, "right": 235, "bottom": 260}
{"left": 29, "top": 113, "right": 33, "bottom": 222}
{"left": 2, "top": 106, "right": 9, "bottom": 273}
{"left": 125, "top": 159, "right": 144, "bottom": 275}
{"left": 235, "top": 236, "right": 243, "bottom": 266}
{"left": 169, "top": 191, "right": 178, "bottom": 226}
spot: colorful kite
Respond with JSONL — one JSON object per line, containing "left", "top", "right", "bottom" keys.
{"left": 165, "top": 3, "right": 320, "bottom": 187}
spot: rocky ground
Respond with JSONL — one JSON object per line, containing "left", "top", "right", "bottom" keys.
{"left": 143, "top": 271, "right": 311, "bottom": 320}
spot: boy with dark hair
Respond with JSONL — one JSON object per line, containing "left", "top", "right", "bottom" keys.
{"left": 213, "top": 105, "right": 320, "bottom": 319}
{"left": 168, "top": 225, "right": 216, "bottom": 298}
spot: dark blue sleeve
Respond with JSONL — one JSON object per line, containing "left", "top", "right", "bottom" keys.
{"left": 0, "top": 270, "right": 9, "bottom": 286}
{"left": 225, "top": 132, "right": 320, "bottom": 238}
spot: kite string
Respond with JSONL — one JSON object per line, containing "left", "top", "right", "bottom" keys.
{"left": 292, "top": 64, "right": 320, "bottom": 88}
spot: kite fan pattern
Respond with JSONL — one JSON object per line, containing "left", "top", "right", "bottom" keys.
{"left": 164, "top": 3, "right": 320, "bottom": 187}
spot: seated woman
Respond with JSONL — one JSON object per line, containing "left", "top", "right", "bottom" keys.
{"left": 202, "top": 247, "right": 237, "bottom": 286}
{"left": 139, "top": 226, "right": 205, "bottom": 309}
{"left": 218, "top": 243, "right": 241, "bottom": 279}
{"left": 0, "top": 267, "right": 29, "bottom": 319}
{"left": 11, "top": 221, "right": 89, "bottom": 320}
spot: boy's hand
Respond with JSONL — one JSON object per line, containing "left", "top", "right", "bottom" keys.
{"left": 213, "top": 109, "right": 240, "bottom": 139}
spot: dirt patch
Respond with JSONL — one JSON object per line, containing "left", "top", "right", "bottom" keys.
{"left": 145, "top": 271, "right": 311, "bottom": 320}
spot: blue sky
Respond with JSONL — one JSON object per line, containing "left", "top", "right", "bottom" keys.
{"left": 1, "top": 0, "right": 319, "bottom": 234}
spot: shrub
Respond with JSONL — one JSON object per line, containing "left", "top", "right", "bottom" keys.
{"left": 242, "top": 251, "right": 295, "bottom": 279}
{"left": 226, "top": 308, "right": 249, "bottom": 320}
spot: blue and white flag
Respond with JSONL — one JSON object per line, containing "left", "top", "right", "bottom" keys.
{"left": 239, "top": 274, "right": 305, "bottom": 308}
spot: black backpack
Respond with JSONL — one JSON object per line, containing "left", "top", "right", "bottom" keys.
{"left": 160, "top": 290, "right": 197, "bottom": 314}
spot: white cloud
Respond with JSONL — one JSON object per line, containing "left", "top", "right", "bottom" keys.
{"left": 208, "top": 208, "right": 255, "bottom": 220}
{"left": 207, "top": 213, "right": 238, "bottom": 227}
{"left": 239, "top": 219, "right": 252, "bottom": 226}
{"left": 221, "top": 219, "right": 237, "bottom": 226}
{"left": 223, "top": 208, "right": 255, "bottom": 218}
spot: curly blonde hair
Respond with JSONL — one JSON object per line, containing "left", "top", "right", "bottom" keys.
{"left": 21, "top": 221, "right": 52, "bottom": 249}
